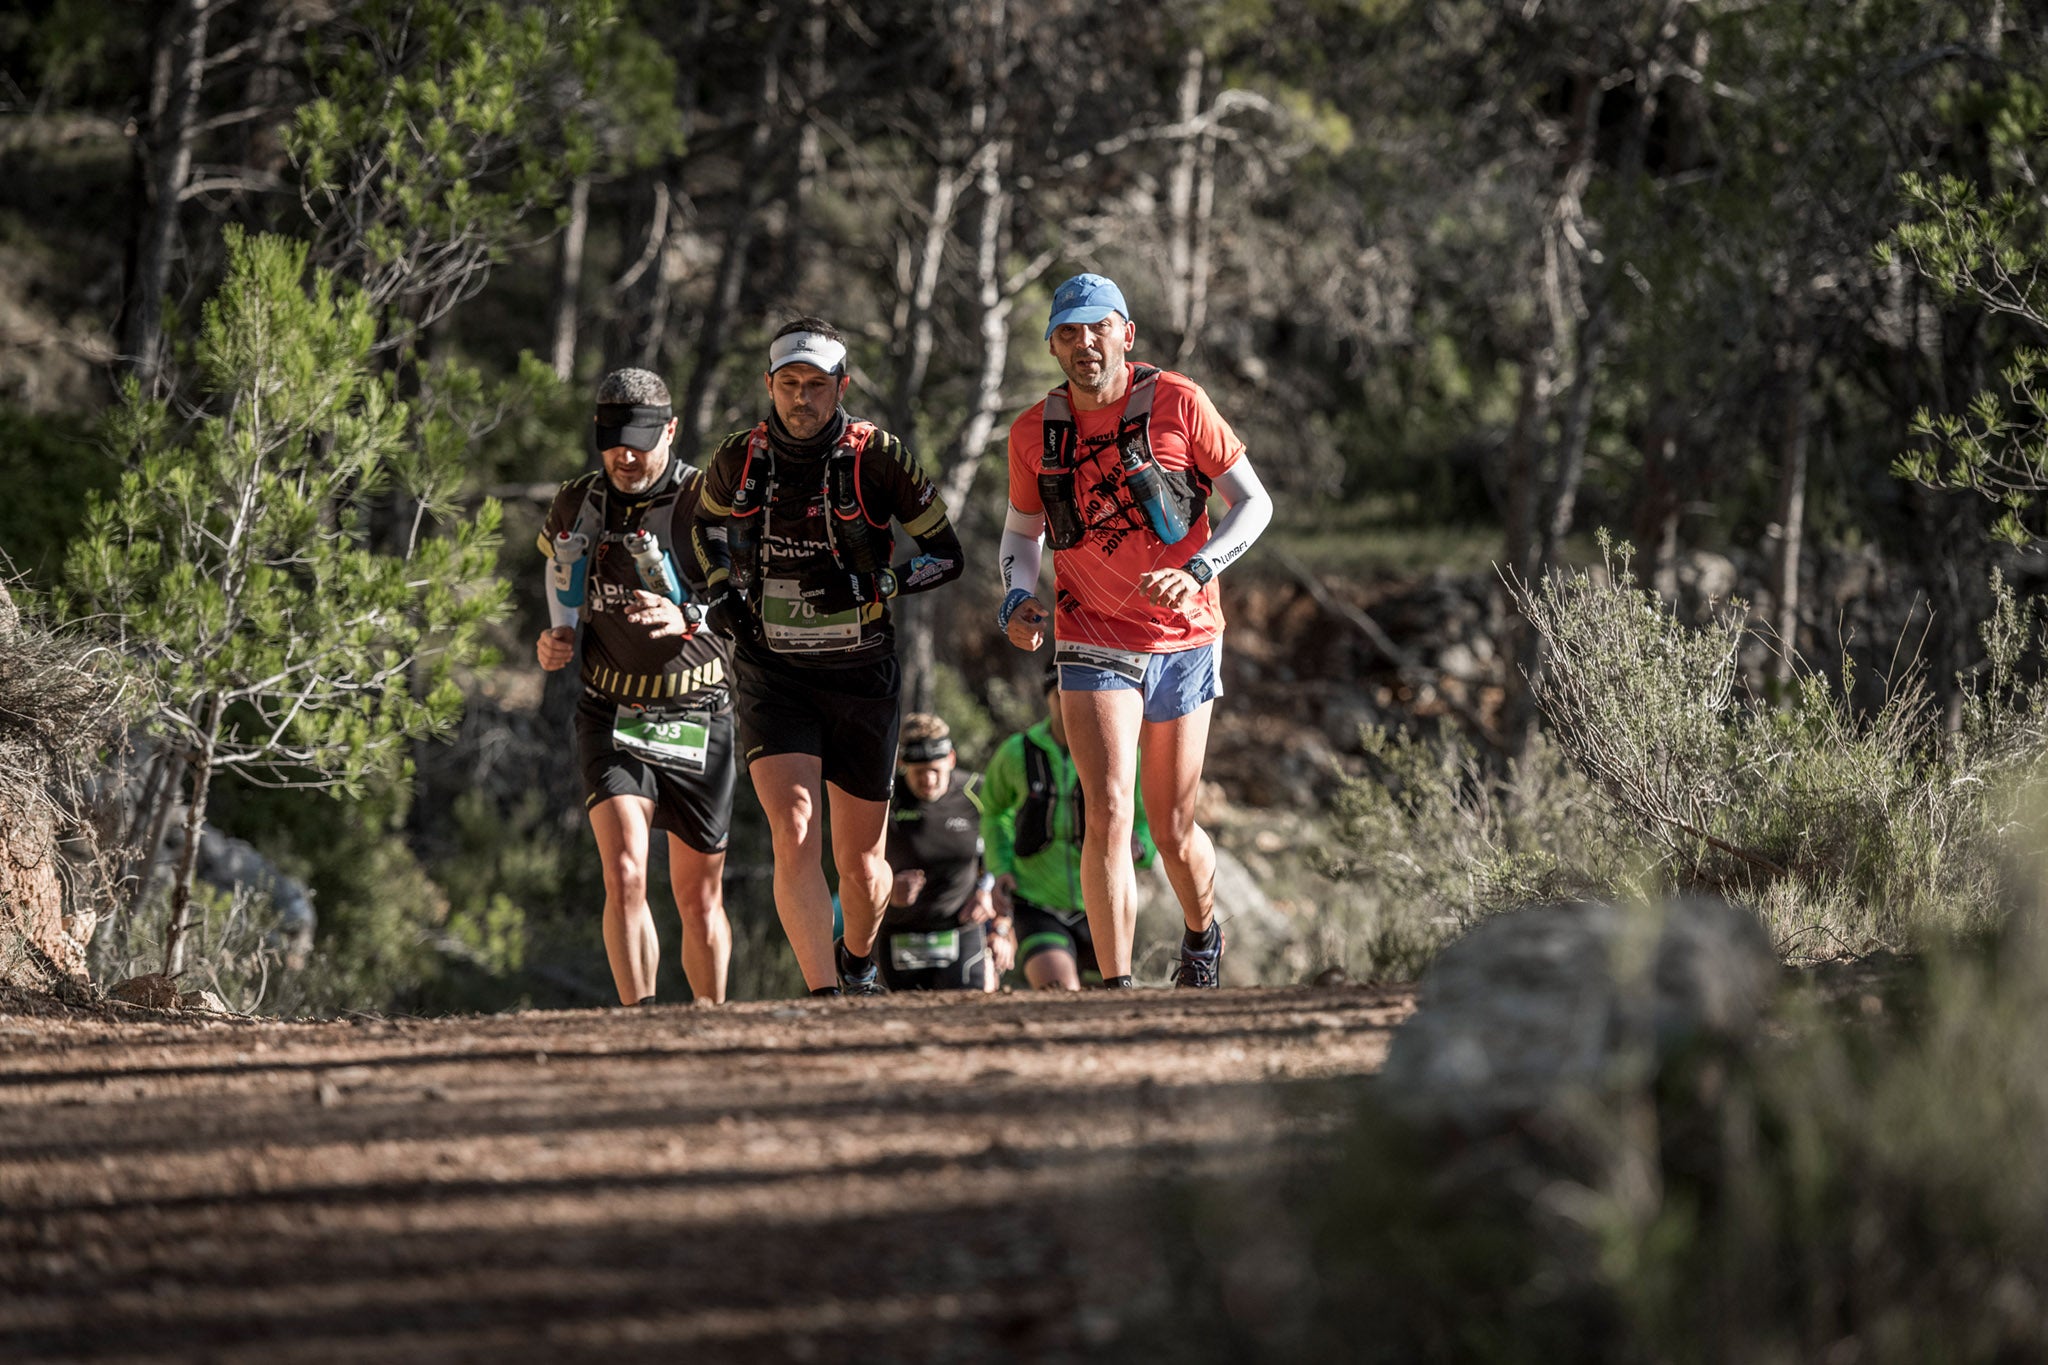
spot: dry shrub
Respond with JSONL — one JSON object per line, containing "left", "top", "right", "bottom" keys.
{"left": 1319, "top": 725, "right": 1633, "bottom": 979}
{"left": 1512, "top": 539, "right": 2045, "bottom": 953}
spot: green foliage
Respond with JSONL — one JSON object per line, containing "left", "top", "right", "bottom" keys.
{"left": 1322, "top": 724, "right": 1623, "bottom": 978}
{"left": 925, "top": 660, "right": 998, "bottom": 770}
{"left": 1510, "top": 539, "right": 2043, "bottom": 950}
{"left": 288, "top": 0, "right": 678, "bottom": 329}
{"left": 1889, "top": 79, "right": 2048, "bottom": 545}
{"left": 62, "top": 227, "right": 504, "bottom": 799}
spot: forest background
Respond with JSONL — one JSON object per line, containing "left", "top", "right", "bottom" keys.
{"left": 4, "top": 0, "right": 2048, "bottom": 1013}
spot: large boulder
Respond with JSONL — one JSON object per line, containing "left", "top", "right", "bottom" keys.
{"left": 0, "top": 580, "right": 88, "bottom": 982}
{"left": 1381, "top": 898, "right": 1780, "bottom": 1137}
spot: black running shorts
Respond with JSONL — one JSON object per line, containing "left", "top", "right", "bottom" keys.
{"left": 574, "top": 690, "right": 736, "bottom": 854}
{"left": 1012, "top": 896, "right": 1097, "bottom": 977}
{"left": 730, "top": 647, "right": 901, "bottom": 803}
{"left": 878, "top": 919, "right": 989, "bottom": 992}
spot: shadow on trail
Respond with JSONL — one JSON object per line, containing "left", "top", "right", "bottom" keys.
{"left": 0, "top": 988, "right": 1402, "bottom": 1092}
{"left": 0, "top": 1184, "right": 1156, "bottom": 1363}
{"left": 0, "top": 1070, "right": 1365, "bottom": 1167}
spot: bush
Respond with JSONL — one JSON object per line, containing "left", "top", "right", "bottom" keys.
{"left": 1135, "top": 781, "right": 2048, "bottom": 1362}
{"left": 1318, "top": 725, "right": 1628, "bottom": 979}
{"left": 1517, "top": 538, "right": 2045, "bottom": 951}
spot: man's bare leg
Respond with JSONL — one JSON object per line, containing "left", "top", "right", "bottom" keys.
{"left": 1141, "top": 701, "right": 1219, "bottom": 935}
{"left": 665, "top": 833, "right": 731, "bottom": 1003}
{"left": 1025, "top": 948, "right": 1082, "bottom": 990}
{"left": 1061, "top": 687, "right": 1146, "bottom": 979}
{"left": 748, "top": 751, "right": 837, "bottom": 990}
{"left": 589, "top": 795, "right": 662, "bottom": 1004}
{"left": 826, "top": 783, "right": 892, "bottom": 960}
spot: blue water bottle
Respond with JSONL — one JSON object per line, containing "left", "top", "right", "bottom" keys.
{"left": 1119, "top": 439, "right": 1189, "bottom": 545}
{"left": 551, "top": 530, "right": 590, "bottom": 609}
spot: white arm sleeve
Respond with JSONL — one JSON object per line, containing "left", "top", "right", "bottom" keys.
{"left": 1190, "top": 457, "right": 1272, "bottom": 577}
{"left": 1000, "top": 503, "right": 1047, "bottom": 596}
{"left": 543, "top": 566, "right": 580, "bottom": 630}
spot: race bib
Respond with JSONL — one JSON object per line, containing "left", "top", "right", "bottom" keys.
{"left": 761, "top": 576, "right": 863, "bottom": 653}
{"left": 888, "top": 928, "right": 961, "bottom": 971}
{"left": 1054, "top": 640, "right": 1150, "bottom": 684}
{"left": 613, "top": 708, "right": 710, "bottom": 773}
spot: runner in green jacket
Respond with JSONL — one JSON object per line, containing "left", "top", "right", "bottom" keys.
{"left": 981, "top": 664, "right": 1158, "bottom": 989}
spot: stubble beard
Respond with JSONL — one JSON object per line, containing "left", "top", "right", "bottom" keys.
{"left": 780, "top": 405, "right": 829, "bottom": 440}
{"left": 607, "top": 450, "right": 667, "bottom": 494}
{"left": 1063, "top": 351, "right": 1115, "bottom": 399}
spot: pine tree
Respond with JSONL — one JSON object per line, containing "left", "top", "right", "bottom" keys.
{"left": 64, "top": 227, "right": 505, "bottom": 975}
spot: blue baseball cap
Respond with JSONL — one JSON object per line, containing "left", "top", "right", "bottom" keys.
{"left": 1044, "top": 273, "right": 1130, "bottom": 339}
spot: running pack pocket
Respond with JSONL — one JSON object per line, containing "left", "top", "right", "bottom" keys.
{"left": 760, "top": 575, "right": 864, "bottom": 653}
{"left": 1053, "top": 640, "right": 1150, "bottom": 684}
{"left": 612, "top": 708, "right": 711, "bottom": 773}
{"left": 888, "top": 928, "right": 961, "bottom": 971}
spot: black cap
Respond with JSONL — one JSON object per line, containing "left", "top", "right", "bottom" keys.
{"left": 593, "top": 402, "right": 673, "bottom": 453}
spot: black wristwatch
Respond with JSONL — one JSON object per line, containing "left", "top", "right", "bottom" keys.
{"left": 1183, "top": 554, "right": 1215, "bottom": 586}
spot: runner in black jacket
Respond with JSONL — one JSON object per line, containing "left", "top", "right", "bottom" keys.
{"left": 537, "top": 367, "right": 735, "bottom": 1005}
{"left": 691, "top": 318, "right": 965, "bottom": 996}
{"left": 880, "top": 714, "right": 1013, "bottom": 991}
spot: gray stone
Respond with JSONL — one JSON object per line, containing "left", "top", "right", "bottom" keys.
{"left": 1677, "top": 550, "right": 1739, "bottom": 612}
{"left": 1380, "top": 898, "right": 1778, "bottom": 1135}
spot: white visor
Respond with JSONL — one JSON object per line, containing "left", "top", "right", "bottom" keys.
{"left": 768, "top": 331, "right": 848, "bottom": 375}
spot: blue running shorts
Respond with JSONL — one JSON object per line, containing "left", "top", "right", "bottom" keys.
{"left": 1053, "top": 638, "right": 1222, "bottom": 723}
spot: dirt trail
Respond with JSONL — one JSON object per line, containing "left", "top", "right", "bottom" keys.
{"left": 0, "top": 986, "right": 1411, "bottom": 1364}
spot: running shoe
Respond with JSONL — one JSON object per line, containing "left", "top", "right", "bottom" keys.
{"left": 1171, "top": 924, "right": 1226, "bottom": 989}
{"left": 835, "top": 937, "right": 885, "bottom": 996}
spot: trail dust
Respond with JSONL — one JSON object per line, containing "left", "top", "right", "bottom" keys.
{"left": 0, "top": 985, "right": 1412, "bottom": 1363}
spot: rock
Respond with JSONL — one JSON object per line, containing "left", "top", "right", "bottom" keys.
{"left": 1677, "top": 550, "right": 1739, "bottom": 614}
{"left": 109, "top": 973, "right": 183, "bottom": 1009}
{"left": 1320, "top": 688, "right": 1380, "bottom": 753}
{"left": 1380, "top": 898, "right": 1778, "bottom": 1136}
{"left": 180, "top": 988, "right": 231, "bottom": 1014}
{"left": 157, "top": 823, "right": 317, "bottom": 955}
{"left": 1437, "top": 641, "right": 1485, "bottom": 682}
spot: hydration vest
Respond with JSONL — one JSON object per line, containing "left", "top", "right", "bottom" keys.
{"left": 1039, "top": 364, "right": 1208, "bottom": 548}
{"left": 724, "top": 419, "right": 890, "bottom": 596}
{"left": 1013, "top": 736, "right": 1075, "bottom": 860}
{"left": 562, "top": 468, "right": 689, "bottom": 579}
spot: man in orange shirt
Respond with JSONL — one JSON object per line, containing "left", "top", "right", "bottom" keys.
{"left": 998, "top": 273, "right": 1273, "bottom": 988}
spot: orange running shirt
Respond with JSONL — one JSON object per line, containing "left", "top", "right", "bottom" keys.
{"left": 1007, "top": 363, "right": 1246, "bottom": 653}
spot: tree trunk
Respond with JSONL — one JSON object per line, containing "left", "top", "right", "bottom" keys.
{"left": 937, "top": 144, "right": 1015, "bottom": 520}
{"left": 890, "top": 162, "right": 963, "bottom": 437}
{"left": 162, "top": 695, "right": 225, "bottom": 977}
{"left": 1770, "top": 338, "right": 1813, "bottom": 685}
{"left": 1165, "top": 47, "right": 1204, "bottom": 353}
{"left": 122, "top": 0, "right": 212, "bottom": 390}
{"left": 549, "top": 175, "right": 591, "bottom": 381}
{"left": 1540, "top": 290, "right": 1609, "bottom": 573}
{"left": 1632, "top": 395, "right": 1685, "bottom": 603}
{"left": 795, "top": 0, "right": 828, "bottom": 203}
